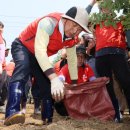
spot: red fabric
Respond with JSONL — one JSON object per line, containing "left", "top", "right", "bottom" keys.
{"left": 19, "top": 13, "right": 78, "bottom": 56}
{"left": 59, "top": 64, "right": 95, "bottom": 84}
{"left": 64, "top": 77, "right": 115, "bottom": 121}
{"left": 95, "top": 22, "right": 126, "bottom": 51}
{"left": 63, "top": 36, "right": 79, "bottom": 48}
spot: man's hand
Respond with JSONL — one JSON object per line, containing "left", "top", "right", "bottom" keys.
{"left": 51, "top": 77, "right": 64, "bottom": 102}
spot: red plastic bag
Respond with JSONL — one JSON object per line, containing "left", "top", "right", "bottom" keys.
{"left": 64, "top": 77, "right": 115, "bottom": 121}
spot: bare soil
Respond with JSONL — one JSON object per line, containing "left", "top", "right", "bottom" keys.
{"left": 0, "top": 104, "right": 130, "bottom": 130}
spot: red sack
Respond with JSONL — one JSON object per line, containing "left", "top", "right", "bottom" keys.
{"left": 64, "top": 77, "right": 115, "bottom": 121}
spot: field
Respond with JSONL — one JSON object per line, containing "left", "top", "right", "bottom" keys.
{"left": 0, "top": 104, "right": 130, "bottom": 130}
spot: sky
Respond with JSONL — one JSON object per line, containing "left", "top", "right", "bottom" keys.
{"left": 1, "top": 0, "right": 98, "bottom": 62}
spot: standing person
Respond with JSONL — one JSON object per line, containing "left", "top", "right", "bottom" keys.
{"left": 0, "top": 21, "right": 5, "bottom": 76}
{"left": 4, "top": 5, "right": 93, "bottom": 125}
{"left": 94, "top": 1, "right": 130, "bottom": 122}
{"left": 0, "top": 21, "right": 6, "bottom": 109}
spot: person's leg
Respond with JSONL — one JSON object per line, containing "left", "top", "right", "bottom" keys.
{"left": 4, "top": 39, "right": 31, "bottom": 125}
{"left": 96, "top": 55, "right": 121, "bottom": 122}
{"left": 21, "top": 76, "right": 32, "bottom": 114}
{"left": 31, "top": 82, "right": 41, "bottom": 114}
{"left": 112, "top": 54, "right": 130, "bottom": 114}
{"left": 113, "top": 74, "right": 128, "bottom": 115}
{"left": 30, "top": 56, "right": 53, "bottom": 124}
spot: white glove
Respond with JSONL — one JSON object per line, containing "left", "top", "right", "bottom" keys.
{"left": 51, "top": 77, "right": 64, "bottom": 101}
{"left": 0, "top": 63, "right": 2, "bottom": 75}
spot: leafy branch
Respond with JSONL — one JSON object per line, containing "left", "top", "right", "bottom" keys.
{"left": 89, "top": 0, "right": 130, "bottom": 30}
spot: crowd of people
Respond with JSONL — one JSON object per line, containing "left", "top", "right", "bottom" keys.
{"left": 0, "top": 0, "right": 130, "bottom": 126}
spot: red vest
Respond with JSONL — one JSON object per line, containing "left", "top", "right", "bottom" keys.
{"left": 59, "top": 64, "right": 95, "bottom": 84}
{"left": 19, "top": 13, "right": 77, "bottom": 56}
{"left": 95, "top": 22, "right": 126, "bottom": 51}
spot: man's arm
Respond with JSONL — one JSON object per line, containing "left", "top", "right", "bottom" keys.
{"left": 86, "top": 0, "right": 96, "bottom": 14}
{"left": 35, "top": 17, "right": 57, "bottom": 78}
{"left": 35, "top": 17, "right": 64, "bottom": 101}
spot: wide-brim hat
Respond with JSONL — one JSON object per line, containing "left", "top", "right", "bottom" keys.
{"left": 62, "top": 6, "right": 91, "bottom": 34}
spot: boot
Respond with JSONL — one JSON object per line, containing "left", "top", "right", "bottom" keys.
{"left": 21, "top": 85, "right": 27, "bottom": 114}
{"left": 4, "top": 82, "right": 25, "bottom": 126}
{"left": 41, "top": 98, "right": 53, "bottom": 124}
{"left": 34, "top": 98, "right": 41, "bottom": 115}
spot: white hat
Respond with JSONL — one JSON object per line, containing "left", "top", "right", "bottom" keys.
{"left": 62, "top": 6, "right": 91, "bottom": 33}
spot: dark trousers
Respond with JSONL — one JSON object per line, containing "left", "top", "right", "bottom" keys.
{"left": 10, "top": 39, "right": 31, "bottom": 83}
{"left": 0, "top": 70, "right": 8, "bottom": 106}
{"left": 30, "top": 56, "right": 51, "bottom": 99}
{"left": 96, "top": 54, "right": 130, "bottom": 109}
{"left": 10, "top": 38, "right": 51, "bottom": 99}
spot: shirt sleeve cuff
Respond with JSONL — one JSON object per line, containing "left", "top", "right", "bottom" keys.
{"left": 71, "top": 80, "right": 77, "bottom": 84}
{"left": 44, "top": 68, "right": 55, "bottom": 77}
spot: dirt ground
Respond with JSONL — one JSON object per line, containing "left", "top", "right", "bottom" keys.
{"left": 0, "top": 104, "right": 130, "bottom": 130}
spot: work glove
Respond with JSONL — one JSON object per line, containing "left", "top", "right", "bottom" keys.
{"left": 51, "top": 77, "right": 64, "bottom": 102}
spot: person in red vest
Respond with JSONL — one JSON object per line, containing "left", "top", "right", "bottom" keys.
{"left": 94, "top": 1, "right": 130, "bottom": 122}
{"left": 4, "top": 0, "right": 97, "bottom": 125}
{"left": 58, "top": 45, "right": 96, "bottom": 84}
